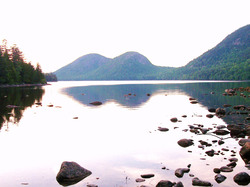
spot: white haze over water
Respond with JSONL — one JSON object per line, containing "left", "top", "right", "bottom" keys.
{"left": 0, "top": 0, "right": 249, "bottom": 72}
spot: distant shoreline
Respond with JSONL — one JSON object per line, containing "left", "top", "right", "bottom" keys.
{"left": 0, "top": 83, "right": 50, "bottom": 88}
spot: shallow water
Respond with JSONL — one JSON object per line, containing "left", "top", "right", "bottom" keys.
{"left": 0, "top": 81, "right": 249, "bottom": 187}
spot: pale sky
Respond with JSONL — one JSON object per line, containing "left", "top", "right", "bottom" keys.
{"left": 0, "top": 0, "right": 249, "bottom": 73}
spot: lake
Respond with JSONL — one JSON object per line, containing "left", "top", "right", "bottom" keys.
{"left": 0, "top": 81, "right": 249, "bottom": 187}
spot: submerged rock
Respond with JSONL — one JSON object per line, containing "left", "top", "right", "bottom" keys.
{"left": 215, "top": 108, "right": 226, "bottom": 117}
{"left": 89, "top": 101, "right": 102, "bottom": 106}
{"left": 192, "top": 177, "right": 212, "bottom": 186}
{"left": 233, "top": 172, "right": 250, "bottom": 185}
{"left": 177, "top": 139, "right": 194, "bottom": 148}
{"left": 56, "top": 161, "right": 92, "bottom": 186}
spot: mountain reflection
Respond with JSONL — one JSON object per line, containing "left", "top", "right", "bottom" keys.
{"left": 0, "top": 87, "right": 45, "bottom": 130}
{"left": 63, "top": 81, "right": 249, "bottom": 123}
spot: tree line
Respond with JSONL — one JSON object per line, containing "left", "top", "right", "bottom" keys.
{"left": 0, "top": 39, "right": 46, "bottom": 85}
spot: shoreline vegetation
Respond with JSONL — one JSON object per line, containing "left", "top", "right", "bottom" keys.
{"left": 0, "top": 39, "right": 47, "bottom": 85}
{"left": 0, "top": 83, "right": 49, "bottom": 88}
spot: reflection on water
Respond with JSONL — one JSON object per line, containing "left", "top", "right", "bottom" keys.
{"left": 63, "top": 82, "right": 250, "bottom": 124}
{"left": 0, "top": 81, "right": 249, "bottom": 187}
{"left": 0, "top": 87, "right": 45, "bottom": 130}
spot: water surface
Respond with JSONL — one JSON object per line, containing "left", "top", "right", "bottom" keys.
{"left": 0, "top": 81, "right": 249, "bottom": 187}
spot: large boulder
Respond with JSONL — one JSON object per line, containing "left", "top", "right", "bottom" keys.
{"left": 56, "top": 161, "right": 92, "bottom": 186}
{"left": 233, "top": 172, "right": 250, "bottom": 185}
{"left": 240, "top": 142, "right": 250, "bottom": 164}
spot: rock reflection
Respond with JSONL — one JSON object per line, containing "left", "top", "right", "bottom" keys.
{"left": 0, "top": 87, "right": 45, "bottom": 130}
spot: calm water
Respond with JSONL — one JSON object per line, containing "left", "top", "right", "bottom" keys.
{"left": 0, "top": 81, "right": 249, "bottom": 187}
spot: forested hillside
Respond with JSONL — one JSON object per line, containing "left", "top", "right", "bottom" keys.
{"left": 0, "top": 40, "right": 46, "bottom": 85}
{"left": 166, "top": 24, "right": 250, "bottom": 80}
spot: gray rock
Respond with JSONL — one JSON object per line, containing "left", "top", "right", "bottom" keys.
{"left": 56, "top": 161, "right": 92, "bottom": 186}
{"left": 177, "top": 139, "right": 194, "bottom": 148}
{"left": 192, "top": 177, "right": 212, "bottom": 186}
{"left": 175, "top": 168, "right": 190, "bottom": 178}
{"left": 233, "top": 172, "right": 250, "bottom": 185}
{"left": 215, "top": 174, "right": 227, "bottom": 183}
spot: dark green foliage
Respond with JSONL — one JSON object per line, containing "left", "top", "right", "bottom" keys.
{"left": 45, "top": 73, "right": 58, "bottom": 82}
{"left": 55, "top": 25, "right": 249, "bottom": 81}
{"left": 0, "top": 40, "right": 46, "bottom": 85}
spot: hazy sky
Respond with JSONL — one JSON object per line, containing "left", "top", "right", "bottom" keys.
{"left": 1, "top": 0, "right": 249, "bottom": 72}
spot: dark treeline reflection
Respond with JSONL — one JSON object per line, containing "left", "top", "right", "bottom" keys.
{"left": 0, "top": 87, "right": 45, "bottom": 130}
{"left": 63, "top": 81, "right": 249, "bottom": 124}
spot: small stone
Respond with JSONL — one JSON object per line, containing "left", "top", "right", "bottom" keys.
{"left": 156, "top": 180, "right": 175, "bottom": 187}
{"left": 89, "top": 101, "right": 102, "bottom": 106}
{"left": 206, "top": 114, "right": 214, "bottom": 118}
{"left": 136, "top": 178, "right": 145, "bottom": 182}
{"left": 170, "top": 117, "right": 178, "bottom": 122}
{"left": 213, "top": 129, "right": 230, "bottom": 135}
{"left": 205, "top": 149, "right": 215, "bottom": 157}
{"left": 158, "top": 127, "right": 169, "bottom": 132}
{"left": 218, "top": 140, "right": 225, "bottom": 145}
{"left": 175, "top": 168, "right": 190, "bottom": 178}
{"left": 208, "top": 108, "right": 216, "bottom": 113}
{"left": 220, "top": 166, "right": 233, "bottom": 172}
{"left": 141, "top": 174, "right": 154, "bottom": 178}
{"left": 215, "top": 174, "right": 227, "bottom": 183}
{"left": 227, "top": 161, "right": 237, "bottom": 168}
{"left": 228, "top": 158, "right": 238, "bottom": 162}
{"left": 174, "top": 182, "right": 184, "bottom": 187}
{"left": 177, "top": 139, "right": 194, "bottom": 148}
{"left": 213, "top": 168, "right": 220, "bottom": 173}
{"left": 192, "top": 177, "right": 212, "bottom": 186}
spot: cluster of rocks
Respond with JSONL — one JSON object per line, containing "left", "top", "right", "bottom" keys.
{"left": 157, "top": 91, "right": 250, "bottom": 186}
{"left": 55, "top": 87, "right": 249, "bottom": 186}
